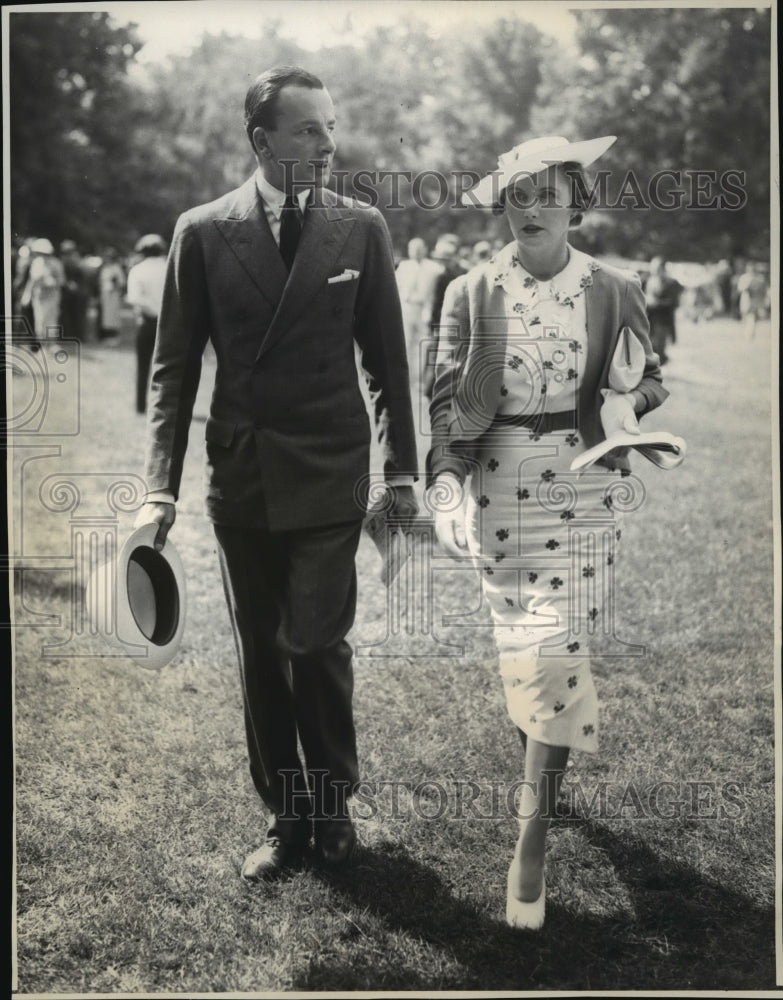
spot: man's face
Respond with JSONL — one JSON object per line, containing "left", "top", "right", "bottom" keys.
{"left": 254, "top": 85, "right": 337, "bottom": 191}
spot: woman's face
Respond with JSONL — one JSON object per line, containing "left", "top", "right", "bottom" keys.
{"left": 504, "top": 165, "right": 575, "bottom": 259}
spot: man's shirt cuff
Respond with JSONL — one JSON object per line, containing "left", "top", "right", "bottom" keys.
{"left": 145, "top": 490, "right": 176, "bottom": 504}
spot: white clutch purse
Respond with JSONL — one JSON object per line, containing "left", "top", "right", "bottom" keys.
{"left": 608, "top": 325, "right": 647, "bottom": 393}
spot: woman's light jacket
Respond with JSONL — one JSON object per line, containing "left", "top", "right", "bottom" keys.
{"left": 426, "top": 253, "right": 669, "bottom": 486}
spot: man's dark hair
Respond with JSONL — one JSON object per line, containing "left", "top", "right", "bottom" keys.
{"left": 244, "top": 66, "right": 324, "bottom": 148}
{"left": 492, "top": 161, "right": 591, "bottom": 226}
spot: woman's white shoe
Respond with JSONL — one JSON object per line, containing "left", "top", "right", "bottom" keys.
{"left": 506, "top": 864, "right": 546, "bottom": 930}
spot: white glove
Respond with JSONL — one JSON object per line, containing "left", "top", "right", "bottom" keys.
{"left": 600, "top": 388, "right": 640, "bottom": 437}
{"left": 428, "top": 473, "right": 468, "bottom": 560}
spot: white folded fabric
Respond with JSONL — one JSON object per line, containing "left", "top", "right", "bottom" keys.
{"left": 570, "top": 430, "right": 687, "bottom": 473}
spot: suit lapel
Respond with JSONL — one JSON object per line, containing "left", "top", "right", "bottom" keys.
{"left": 256, "top": 189, "right": 356, "bottom": 360}
{"left": 214, "top": 179, "right": 357, "bottom": 359}
{"left": 213, "top": 177, "right": 288, "bottom": 311}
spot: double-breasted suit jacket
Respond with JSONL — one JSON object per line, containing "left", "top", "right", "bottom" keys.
{"left": 145, "top": 176, "right": 418, "bottom": 528}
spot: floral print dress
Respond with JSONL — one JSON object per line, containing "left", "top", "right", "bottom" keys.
{"left": 463, "top": 244, "right": 624, "bottom": 753}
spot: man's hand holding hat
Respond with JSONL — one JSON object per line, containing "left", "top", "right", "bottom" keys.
{"left": 135, "top": 499, "right": 176, "bottom": 551}
{"left": 92, "top": 501, "right": 186, "bottom": 669}
{"left": 386, "top": 483, "right": 419, "bottom": 526}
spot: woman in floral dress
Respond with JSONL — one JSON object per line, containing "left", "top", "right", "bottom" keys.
{"left": 427, "top": 136, "right": 668, "bottom": 929}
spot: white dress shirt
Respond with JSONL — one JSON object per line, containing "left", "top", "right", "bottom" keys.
{"left": 126, "top": 256, "right": 167, "bottom": 320}
{"left": 255, "top": 170, "right": 311, "bottom": 243}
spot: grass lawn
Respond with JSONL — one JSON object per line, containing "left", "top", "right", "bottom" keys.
{"left": 10, "top": 312, "right": 778, "bottom": 993}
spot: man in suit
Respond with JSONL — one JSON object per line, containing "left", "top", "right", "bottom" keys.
{"left": 136, "top": 66, "right": 418, "bottom": 879}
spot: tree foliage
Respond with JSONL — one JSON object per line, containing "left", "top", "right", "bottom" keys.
{"left": 9, "top": 11, "right": 146, "bottom": 247}
{"left": 8, "top": 7, "right": 772, "bottom": 260}
{"left": 530, "top": 7, "right": 771, "bottom": 258}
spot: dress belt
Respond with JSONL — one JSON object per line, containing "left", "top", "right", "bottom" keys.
{"left": 491, "top": 409, "right": 578, "bottom": 433}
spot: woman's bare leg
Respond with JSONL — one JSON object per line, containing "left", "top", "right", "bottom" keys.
{"left": 510, "top": 736, "right": 569, "bottom": 902}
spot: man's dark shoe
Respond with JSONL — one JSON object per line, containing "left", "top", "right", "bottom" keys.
{"left": 314, "top": 819, "right": 357, "bottom": 866}
{"left": 241, "top": 837, "right": 304, "bottom": 881}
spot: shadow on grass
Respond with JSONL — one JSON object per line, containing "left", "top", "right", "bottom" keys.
{"left": 294, "top": 817, "right": 775, "bottom": 992}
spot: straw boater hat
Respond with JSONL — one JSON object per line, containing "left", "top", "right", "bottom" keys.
{"left": 30, "top": 238, "right": 55, "bottom": 255}
{"left": 464, "top": 135, "right": 617, "bottom": 207}
{"left": 134, "top": 233, "right": 167, "bottom": 254}
{"left": 432, "top": 235, "right": 459, "bottom": 260}
{"left": 90, "top": 523, "right": 186, "bottom": 670}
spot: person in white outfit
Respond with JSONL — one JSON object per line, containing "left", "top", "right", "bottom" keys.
{"left": 23, "top": 238, "right": 65, "bottom": 342}
{"left": 98, "top": 248, "right": 126, "bottom": 343}
{"left": 126, "top": 234, "right": 167, "bottom": 413}
{"left": 396, "top": 237, "right": 441, "bottom": 401}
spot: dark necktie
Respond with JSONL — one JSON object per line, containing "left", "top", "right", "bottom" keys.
{"left": 279, "top": 195, "right": 301, "bottom": 271}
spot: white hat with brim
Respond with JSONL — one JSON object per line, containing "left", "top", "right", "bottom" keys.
{"left": 90, "top": 523, "right": 186, "bottom": 670}
{"left": 134, "top": 233, "right": 167, "bottom": 254}
{"left": 464, "top": 135, "right": 618, "bottom": 207}
{"left": 30, "top": 238, "right": 55, "bottom": 255}
{"left": 432, "top": 236, "right": 459, "bottom": 259}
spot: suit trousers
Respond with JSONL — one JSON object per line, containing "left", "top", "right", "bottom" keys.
{"left": 214, "top": 518, "right": 363, "bottom": 845}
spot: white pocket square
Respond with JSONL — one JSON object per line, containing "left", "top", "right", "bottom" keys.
{"left": 328, "top": 269, "right": 360, "bottom": 284}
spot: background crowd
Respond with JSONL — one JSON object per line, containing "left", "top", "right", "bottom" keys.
{"left": 392, "top": 235, "right": 771, "bottom": 414}
{"left": 12, "top": 237, "right": 130, "bottom": 346}
{"left": 8, "top": 7, "right": 771, "bottom": 260}
{"left": 8, "top": 6, "right": 772, "bottom": 393}
{"left": 10, "top": 224, "right": 771, "bottom": 422}
{"left": 11, "top": 232, "right": 170, "bottom": 414}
